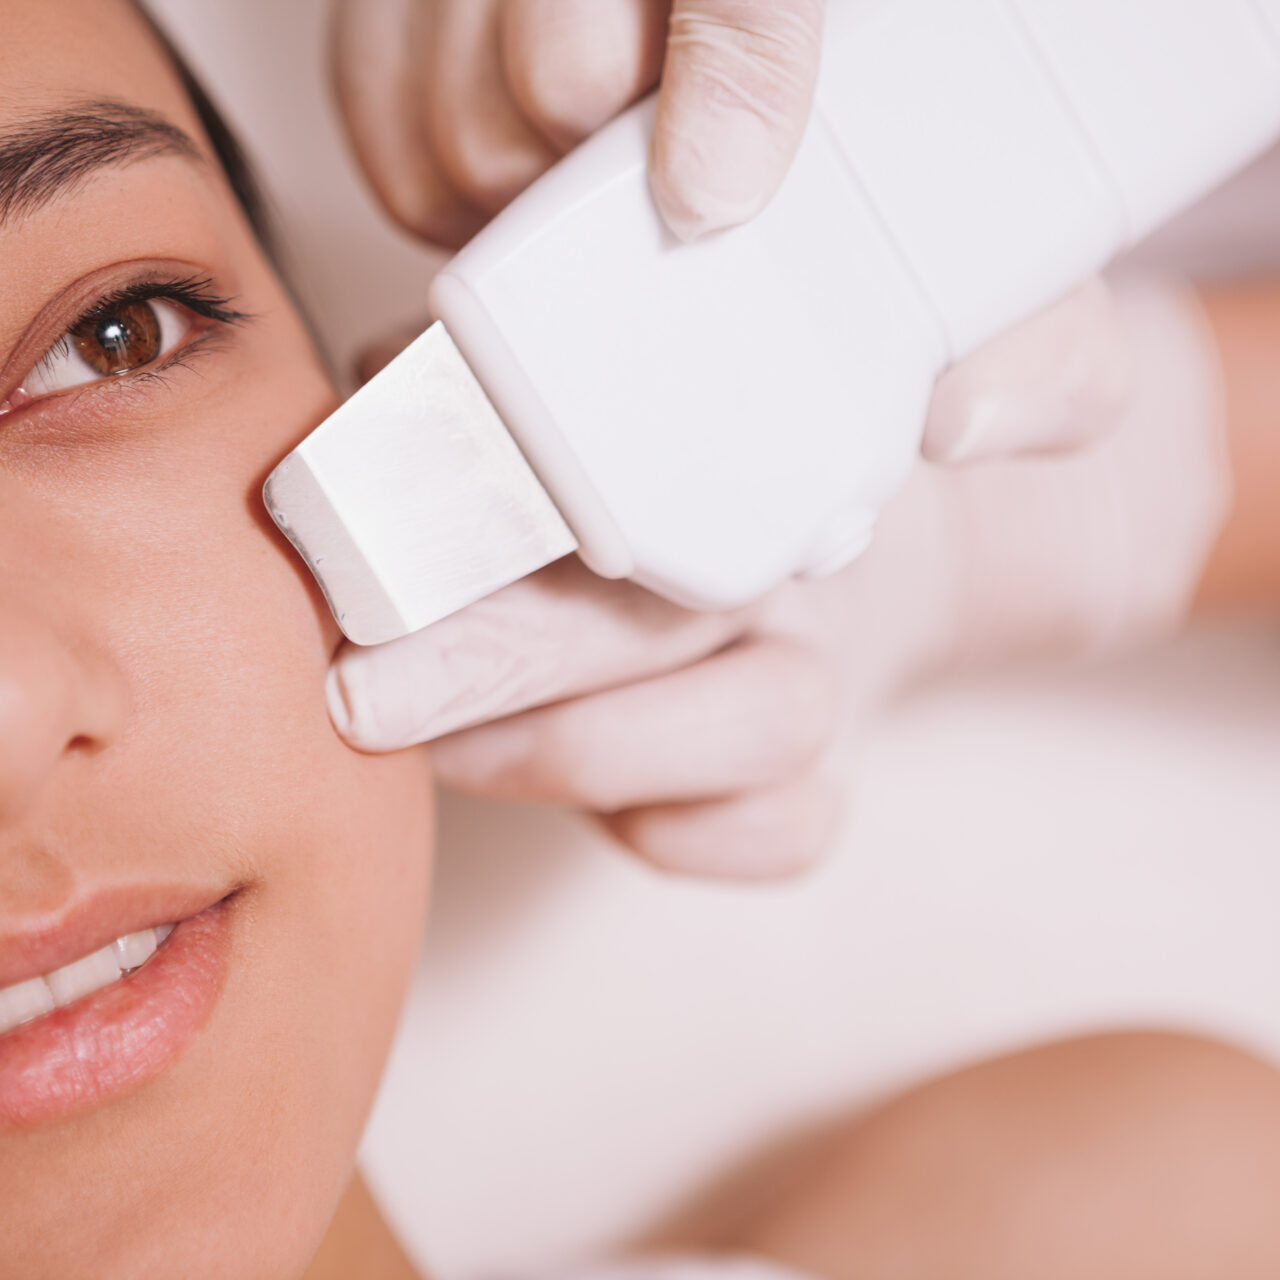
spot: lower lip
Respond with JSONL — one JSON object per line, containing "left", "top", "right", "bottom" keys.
{"left": 0, "top": 898, "right": 233, "bottom": 1129}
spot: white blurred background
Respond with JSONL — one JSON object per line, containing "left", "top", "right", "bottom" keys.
{"left": 150, "top": 4, "right": 1280, "bottom": 1275}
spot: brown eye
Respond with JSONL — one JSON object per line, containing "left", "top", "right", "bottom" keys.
{"left": 20, "top": 296, "right": 189, "bottom": 401}
{"left": 70, "top": 299, "right": 162, "bottom": 376}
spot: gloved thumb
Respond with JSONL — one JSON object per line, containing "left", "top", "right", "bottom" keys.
{"left": 923, "top": 277, "right": 1134, "bottom": 464}
{"left": 326, "top": 559, "right": 750, "bottom": 751}
{"left": 650, "top": 0, "right": 825, "bottom": 241}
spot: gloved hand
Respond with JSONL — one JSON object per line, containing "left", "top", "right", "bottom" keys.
{"left": 329, "top": 278, "right": 1230, "bottom": 879}
{"left": 333, "top": 0, "right": 824, "bottom": 245}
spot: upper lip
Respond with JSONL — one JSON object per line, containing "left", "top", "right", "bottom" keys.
{"left": 0, "top": 884, "right": 232, "bottom": 990}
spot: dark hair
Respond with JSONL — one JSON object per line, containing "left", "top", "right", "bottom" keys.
{"left": 135, "top": 6, "right": 335, "bottom": 370}
{"left": 136, "top": 6, "right": 274, "bottom": 253}
{"left": 171, "top": 56, "right": 272, "bottom": 249}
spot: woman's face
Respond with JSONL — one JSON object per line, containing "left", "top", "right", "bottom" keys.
{"left": 0, "top": 3, "right": 433, "bottom": 1276}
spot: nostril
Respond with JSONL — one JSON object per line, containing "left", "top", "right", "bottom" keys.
{"left": 0, "top": 626, "right": 125, "bottom": 819}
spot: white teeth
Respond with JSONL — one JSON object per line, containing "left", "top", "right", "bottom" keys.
{"left": 114, "top": 929, "right": 159, "bottom": 971}
{"left": 0, "top": 976, "right": 55, "bottom": 1035}
{"left": 0, "top": 923, "right": 178, "bottom": 1037}
{"left": 45, "top": 944, "right": 123, "bottom": 1008}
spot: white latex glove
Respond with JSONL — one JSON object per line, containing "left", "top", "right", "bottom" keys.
{"left": 333, "top": 0, "right": 824, "bottom": 244}
{"left": 329, "top": 278, "right": 1229, "bottom": 879}
{"left": 923, "top": 276, "right": 1131, "bottom": 463}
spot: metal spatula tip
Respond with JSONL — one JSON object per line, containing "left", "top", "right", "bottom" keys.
{"left": 263, "top": 322, "right": 576, "bottom": 646}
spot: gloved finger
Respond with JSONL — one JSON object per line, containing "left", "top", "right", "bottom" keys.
{"left": 331, "top": 0, "right": 486, "bottom": 247}
{"left": 328, "top": 558, "right": 754, "bottom": 751}
{"left": 650, "top": 0, "right": 824, "bottom": 240}
{"left": 425, "top": 0, "right": 560, "bottom": 214}
{"left": 938, "top": 277, "right": 1229, "bottom": 664}
{"left": 501, "top": 0, "right": 669, "bottom": 151}
{"left": 602, "top": 767, "right": 845, "bottom": 880}
{"left": 923, "top": 277, "right": 1133, "bottom": 464}
{"left": 431, "top": 636, "right": 836, "bottom": 810}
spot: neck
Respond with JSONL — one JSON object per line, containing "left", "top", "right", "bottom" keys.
{"left": 303, "top": 1172, "right": 423, "bottom": 1280}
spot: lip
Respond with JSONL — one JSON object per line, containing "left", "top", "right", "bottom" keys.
{"left": 0, "top": 894, "right": 236, "bottom": 1129}
{"left": 0, "top": 883, "right": 232, "bottom": 991}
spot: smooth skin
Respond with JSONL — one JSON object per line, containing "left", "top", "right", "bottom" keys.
{"left": 739, "top": 1033, "right": 1280, "bottom": 1280}
{"left": 0, "top": 4, "right": 432, "bottom": 1277}
{"left": 1194, "top": 284, "right": 1280, "bottom": 612}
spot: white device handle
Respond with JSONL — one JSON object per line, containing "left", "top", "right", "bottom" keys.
{"left": 817, "top": 0, "right": 1280, "bottom": 358}
{"left": 428, "top": 0, "right": 1280, "bottom": 613}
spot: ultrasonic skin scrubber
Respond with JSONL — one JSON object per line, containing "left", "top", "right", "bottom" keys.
{"left": 266, "top": 0, "right": 1280, "bottom": 646}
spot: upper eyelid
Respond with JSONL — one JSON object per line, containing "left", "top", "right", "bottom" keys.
{"left": 67, "top": 278, "right": 252, "bottom": 332}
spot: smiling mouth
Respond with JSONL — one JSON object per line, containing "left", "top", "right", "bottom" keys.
{"left": 0, "top": 922, "right": 177, "bottom": 1038}
{"left": 0, "top": 895, "right": 236, "bottom": 1129}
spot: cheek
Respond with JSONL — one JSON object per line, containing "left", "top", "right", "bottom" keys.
{"left": 30, "top": 312, "right": 346, "bottom": 741}
{"left": 88, "top": 335, "right": 438, "bottom": 1059}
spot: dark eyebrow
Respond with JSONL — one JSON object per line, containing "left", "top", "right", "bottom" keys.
{"left": 0, "top": 101, "right": 201, "bottom": 223}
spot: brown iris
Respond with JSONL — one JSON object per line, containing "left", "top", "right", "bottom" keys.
{"left": 70, "top": 300, "right": 162, "bottom": 376}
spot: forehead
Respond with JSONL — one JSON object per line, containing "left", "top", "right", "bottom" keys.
{"left": 0, "top": 0, "right": 197, "bottom": 131}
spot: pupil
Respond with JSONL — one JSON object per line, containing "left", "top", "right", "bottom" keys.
{"left": 97, "top": 319, "right": 129, "bottom": 351}
{"left": 72, "top": 300, "right": 162, "bottom": 376}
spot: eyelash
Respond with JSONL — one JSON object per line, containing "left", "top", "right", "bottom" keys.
{"left": 60, "top": 275, "right": 248, "bottom": 350}
{"left": 4, "top": 275, "right": 251, "bottom": 417}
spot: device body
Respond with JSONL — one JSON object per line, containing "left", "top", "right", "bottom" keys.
{"left": 267, "top": 0, "right": 1280, "bottom": 645}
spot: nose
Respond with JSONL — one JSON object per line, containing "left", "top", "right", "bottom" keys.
{"left": 0, "top": 605, "right": 126, "bottom": 824}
